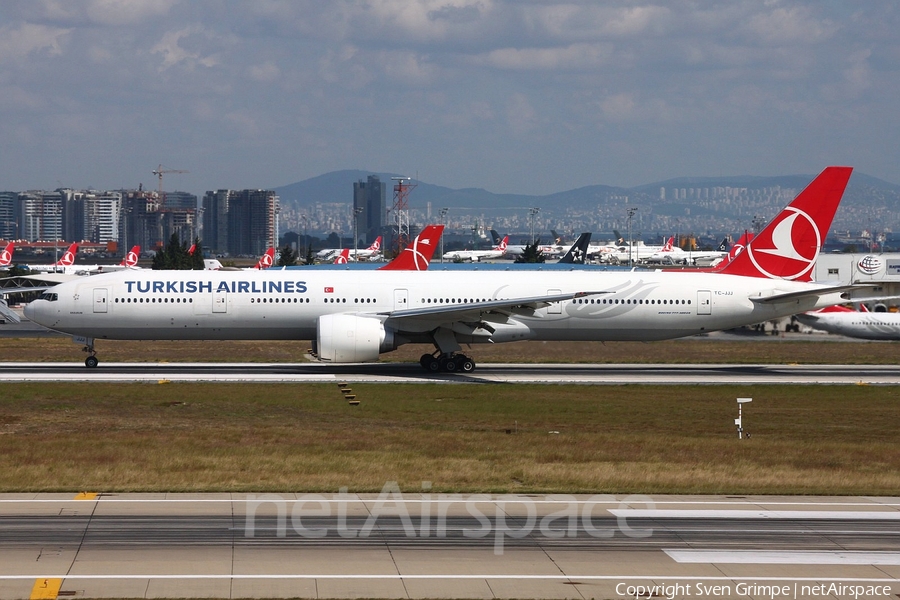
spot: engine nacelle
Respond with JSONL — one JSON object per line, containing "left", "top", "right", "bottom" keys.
{"left": 316, "top": 314, "right": 392, "bottom": 363}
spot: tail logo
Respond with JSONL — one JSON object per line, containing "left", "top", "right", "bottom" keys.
{"left": 0, "top": 250, "right": 10, "bottom": 265}
{"left": 260, "top": 253, "right": 273, "bottom": 267}
{"left": 402, "top": 238, "right": 430, "bottom": 271}
{"left": 747, "top": 207, "right": 819, "bottom": 280}
{"left": 126, "top": 251, "right": 138, "bottom": 266}
{"left": 61, "top": 251, "right": 75, "bottom": 265}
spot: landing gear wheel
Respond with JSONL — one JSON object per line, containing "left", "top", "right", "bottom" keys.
{"left": 458, "top": 356, "right": 476, "bottom": 373}
{"left": 425, "top": 355, "right": 441, "bottom": 372}
{"left": 85, "top": 356, "right": 99, "bottom": 368}
{"left": 440, "top": 356, "right": 458, "bottom": 372}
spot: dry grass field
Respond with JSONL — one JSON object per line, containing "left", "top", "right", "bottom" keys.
{"left": 1, "top": 381, "right": 899, "bottom": 495}
{"left": 2, "top": 335, "right": 898, "bottom": 495}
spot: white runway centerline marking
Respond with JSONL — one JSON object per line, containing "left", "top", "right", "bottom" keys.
{"left": 665, "top": 550, "right": 900, "bottom": 565}
{"left": 610, "top": 509, "right": 900, "bottom": 519}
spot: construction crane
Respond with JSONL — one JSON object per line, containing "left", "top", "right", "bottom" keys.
{"left": 151, "top": 164, "right": 188, "bottom": 196}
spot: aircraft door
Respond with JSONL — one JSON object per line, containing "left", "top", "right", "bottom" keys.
{"left": 92, "top": 288, "right": 108, "bottom": 313}
{"left": 697, "top": 290, "right": 712, "bottom": 315}
{"left": 393, "top": 289, "right": 408, "bottom": 310}
{"left": 548, "top": 288, "right": 562, "bottom": 314}
{"left": 213, "top": 290, "right": 227, "bottom": 313}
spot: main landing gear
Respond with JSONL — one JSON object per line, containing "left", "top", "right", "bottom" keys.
{"left": 419, "top": 352, "right": 476, "bottom": 373}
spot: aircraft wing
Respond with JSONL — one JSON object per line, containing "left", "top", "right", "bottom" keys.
{"left": 379, "top": 290, "right": 607, "bottom": 323}
{"left": 749, "top": 284, "right": 870, "bottom": 305}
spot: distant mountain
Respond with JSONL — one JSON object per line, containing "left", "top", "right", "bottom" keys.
{"left": 274, "top": 169, "right": 900, "bottom": 233}
{"left": 275, "top": 170, "right": 542, "bottom": 212}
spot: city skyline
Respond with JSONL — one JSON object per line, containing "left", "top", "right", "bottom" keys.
{"left": 0, "top": 2, "right": 897, "bottom": 199}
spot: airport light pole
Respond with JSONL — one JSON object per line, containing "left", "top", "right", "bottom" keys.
{"left": 627, "top": 207, "right": 637, "bottom": 267}
{"left": 352, "top": 207, "right": 363, "bottom": 262}
{"left": 439, "top": 207, "right": 448, "bottom": 263}
{"left": 300, "top": 215, "right": 308, "bottom": 265}
{"left": 529, "top": 207, "right": 540, "bottom": 245}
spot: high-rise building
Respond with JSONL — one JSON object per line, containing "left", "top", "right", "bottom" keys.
{"left": 353, "top": 175, "right": 385, "bottom": 245}
{"left": 17, "top": 191, "right": 64, "bottom": 242}
{"left": 203, "top": 189, "right": 278, "bottom": 256}
{"left": 202, "top": 190, "right": 231, "bottom": 255}
{"left": 0, "top": 192, "right": 16, "bottom": 239}
{"left": 71, "top": 191, "right": 121, "bottom": 243}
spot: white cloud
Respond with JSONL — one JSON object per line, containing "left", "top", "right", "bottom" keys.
{"left": 150, "top": 27, "right": 220, "bottom": 71}
{"left": 479, "top": 42, "right": 614, "bottom": 71}
{"left": 86, "top": 0, "right": 178, "bottom": 26}
{"left": 0, "top": 23, "right": 70, "bottom": 61}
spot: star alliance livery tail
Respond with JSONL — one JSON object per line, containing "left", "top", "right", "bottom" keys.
{"left": 718, "top": 166, "right": 852, "bottom": 281}
{"left": 558, "top": 232, "right": 592, "bottom": 264}
{"left": 0, "top": 242, "right": 14, "bottom": 267}
{"left": 378, "top": 225, "right": 444, "bottom": 271}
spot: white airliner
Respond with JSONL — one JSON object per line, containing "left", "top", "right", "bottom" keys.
{"left": 646, "top": 237, "right": 729, "bottom": 266}
{"left": 442, "top": 236, "right": 508, "bottom": 262}
{"left": 795, "top": 304, "right": 900, "bottom": 340}
{"left": 24, "top": 243, "right": 100, "bottom": 275}
{"left": 26, "top": 167, "right": 868, "bottom": 373}
{"left": 316, "top": 237, "right": 382, "bottom": 262}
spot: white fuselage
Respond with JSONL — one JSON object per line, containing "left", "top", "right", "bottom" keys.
{"left": 796, "top": 311, "right": 900, "bottom": 340}
{"left": 26, "top": 268, "right": 844, "bottom": 346}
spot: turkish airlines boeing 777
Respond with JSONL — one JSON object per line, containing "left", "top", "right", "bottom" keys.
{"left": 26, "top": 167, "right": 865, "bottom": 372}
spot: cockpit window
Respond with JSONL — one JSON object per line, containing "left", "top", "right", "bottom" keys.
{"left": 38, "top": 292, "right": 58, "bottom": 302}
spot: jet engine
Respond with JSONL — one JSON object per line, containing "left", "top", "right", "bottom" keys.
{"left": 316, "top": 314, "right": 394, "bottom": 362}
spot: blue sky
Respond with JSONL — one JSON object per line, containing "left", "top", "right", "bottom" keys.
{"left": 1, "top": 1, "right": 897, "bottom": 197}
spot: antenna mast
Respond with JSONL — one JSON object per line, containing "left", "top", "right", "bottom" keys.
{"left": 390, "top": 176, "right": 416, "bottom": 254}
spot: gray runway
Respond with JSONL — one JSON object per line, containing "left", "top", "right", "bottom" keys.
{"left": 4, "top": 361, "right": 900, "bottom": 384}
{"left": 1, "top": 494, "right": 899, "bottom": 599}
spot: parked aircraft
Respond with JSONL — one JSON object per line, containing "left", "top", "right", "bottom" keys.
{"left": 647, "top": 237, "right": 728, "bottom": 266}
{"left": 24, "top": 243, "right": 100, "bottom": 275}
{"left": 795, "top": 304, "right": 900, "bottom": 340}
{"left": 316, "top": 237, "right": 383, "bottom": 262}
{"left": 26, "top": 167, "right": 867, "bottom": 373}
{"left": 442, "top": 236, "right": 508, "bottom": 262}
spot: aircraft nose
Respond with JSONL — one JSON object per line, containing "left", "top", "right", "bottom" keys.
{"left": 23, "top": 300, "right": 34, "bottom": 321}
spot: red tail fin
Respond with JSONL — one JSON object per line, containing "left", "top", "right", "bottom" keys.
{"left": 0, "top": 242, "right": 13, "bottom": 267}
{"left": 367, "top": 236, "right": 382, "bottom": 252}
{"left": 254, "top": 247, "right": 275, "bottom": 269}
{"left": 378, "top": 225, "right": 444, "bottom": 271}
{"left": 188, "top": 243, "right": 196, "bottom": 256}
{"left": 121, "top": 245, "right": 141, "bottom": 267}
{"left": 55, "top": 243, "right": 78, "bottom": 266}
{"left": 496, "top": 235, "right": 509, "bottom": 251}
{"left": 333, "top": 248, "right": 350, "bottom": 264}
{"left": 718, "top": 166, "right": 852, "bottom": 280}
{"left": 662, "top": 236, "right": 674, "bottom": 252}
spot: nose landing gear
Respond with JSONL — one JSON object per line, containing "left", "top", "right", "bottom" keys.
{"left": 80, "top": 337, "right": 99, "bottom": 368}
